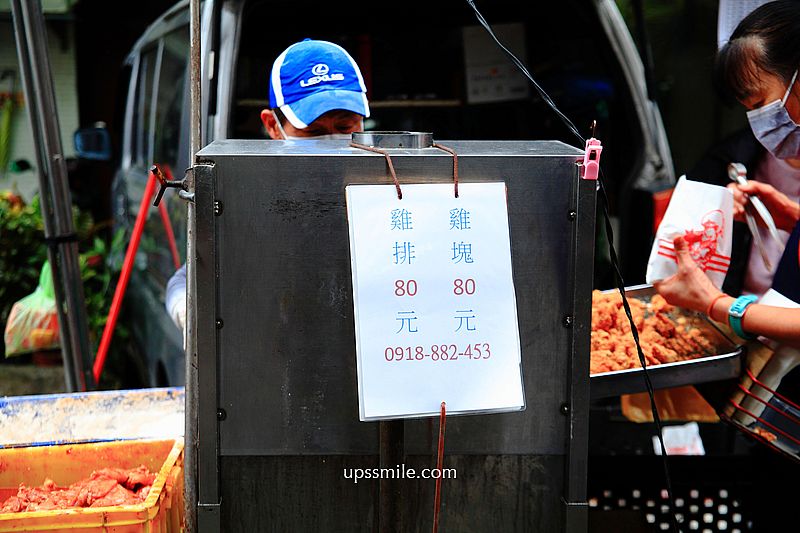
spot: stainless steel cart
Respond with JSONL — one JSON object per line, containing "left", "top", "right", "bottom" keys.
{"left": 192, "top": 135, "right": 596, "bottom": 532}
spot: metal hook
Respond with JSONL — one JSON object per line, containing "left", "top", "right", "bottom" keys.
{"left": 152, "top": 164, "right": 190, "bottom": 206}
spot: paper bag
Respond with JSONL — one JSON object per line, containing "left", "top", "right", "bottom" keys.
{"left": 646, "top": 176, "right": 734, "bottom": 288}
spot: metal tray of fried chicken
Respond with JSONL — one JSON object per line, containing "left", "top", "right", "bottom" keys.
{"left": 590, "top": 284, "right": 745, "bottom": 399}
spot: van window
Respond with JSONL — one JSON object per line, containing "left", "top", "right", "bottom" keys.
{"left": 142, "top": 27, "right": 190, "bottom": 288}
{"left": 125, "top": 30, "right": 190, "bottom": 291}
{"left": 153, "top": 28, "right": 190, "bottom": 175}
{"left": 131, "top": 46, "right": 158, "bottom": 168}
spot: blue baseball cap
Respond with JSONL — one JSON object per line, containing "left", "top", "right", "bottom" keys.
{"left": 269, "top": 39, "right": 370, "bottom": 129}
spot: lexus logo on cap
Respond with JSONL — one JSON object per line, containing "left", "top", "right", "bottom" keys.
{"left": 300, "top": 63, "right": 344, "bottom": 87}
{"left": 311, "top": 63, "right": 329, "bottom": 76}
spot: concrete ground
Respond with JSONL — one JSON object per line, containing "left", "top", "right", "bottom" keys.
{"left": 0, "top": 350, "right": 133, "bottom": 397}
{"left": 0, "top": 361, "right": 66, "bottom": 396}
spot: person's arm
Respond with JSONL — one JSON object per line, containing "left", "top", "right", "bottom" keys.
{"left": 653, "top": 237, "right": 800, "bottom": 347}
{"left": 165, "top": 263, "right": 187, "bottom": 331}
{"left": 705, "top": 294, "right": 800, "bottom": 347}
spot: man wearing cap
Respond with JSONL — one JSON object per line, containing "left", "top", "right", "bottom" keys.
{"left": 165, "top": 38, "right": 369, "bottom": 333}
{"left": 261, "top": 38, "right": 369, "bottom": 139}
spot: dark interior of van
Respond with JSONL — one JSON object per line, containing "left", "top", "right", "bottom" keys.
{"left": 231, "top": 5, "right": 634, "bottom": 196}
{"left": 226, "top": 0, "right": 659, "bottom": 287}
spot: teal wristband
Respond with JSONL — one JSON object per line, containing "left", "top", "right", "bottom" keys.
{"left": 728, "top": 294, "right": 758, "bottom": 340}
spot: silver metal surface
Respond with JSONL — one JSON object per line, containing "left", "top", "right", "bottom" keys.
{"left": 564, "top": 172, "right": 597, "bottom": 529}
{"left": 351, "top": 131, "right": 433, "bottom": 149}
{"left": 185, "top": 0, "right": 203, "bottom": 531}
{"left": 590, "top": 284, "right": 745, "bottom": 399}
{"left": 746, "top": 205, "right": 772, "bottom": 271}
{"left": 195, "top": 139, "right": 592, "bottom": 531}
{"left": 11, "top": 0, "right": 93, "bottom": 392}
{"left": 197, "top": 139, "right": 588, "bottom": 456}
{"left": 194, "top": 163, "right": 218, "bottom": 532}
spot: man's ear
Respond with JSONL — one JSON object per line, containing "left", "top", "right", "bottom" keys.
{"left": 261, "top": 109, "right": 282, "bottom": 139}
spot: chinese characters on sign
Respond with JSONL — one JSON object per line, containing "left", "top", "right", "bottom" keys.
{"left": 346, "top": 183, "right": 524, "bottom": 420}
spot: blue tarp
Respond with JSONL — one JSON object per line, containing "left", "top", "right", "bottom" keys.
{"left": 0, "top": 387, "right": 184, "bottom": 448}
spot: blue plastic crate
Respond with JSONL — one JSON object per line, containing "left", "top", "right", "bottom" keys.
{"left": 0, "top": 387, "right": 184, "bottom": 448}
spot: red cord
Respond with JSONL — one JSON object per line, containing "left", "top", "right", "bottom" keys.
{"left": 432, "top": 402, "right": 446, "bottom": 533}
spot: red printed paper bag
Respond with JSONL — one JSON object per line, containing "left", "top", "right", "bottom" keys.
{"left": 645, "top": 176, "right": 734, "bottom": 288}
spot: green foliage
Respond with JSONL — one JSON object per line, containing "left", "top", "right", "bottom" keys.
{"left": 79, "top": 227, "right": 129, "bottom": 343}
{"left": 1, "top": 191, "right": 128, "bottom": 357}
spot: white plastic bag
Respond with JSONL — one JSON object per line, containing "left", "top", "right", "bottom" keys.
{"left": 646, "top": 176, "right": 734, "bottom": 288}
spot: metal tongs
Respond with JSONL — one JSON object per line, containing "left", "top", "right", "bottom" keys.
{"left": 727, "top": 162, "right": 782, "bottom": 270}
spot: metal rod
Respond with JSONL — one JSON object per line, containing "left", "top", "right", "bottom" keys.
{"left": 379, "top": 420, "right": 404, "bottom": 533}
{"left": 563, "top": 170, "right": 596, "bottom": 533}
{"left": 10, "top": 0, "right": 93, "bottom": 391}
{"left": 185, "top": 0, "right": 202, "bottom": 530}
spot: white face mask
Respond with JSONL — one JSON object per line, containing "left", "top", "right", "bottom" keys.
{"left": 272, "top": 111, "right": 358, "bottom": 141}
{"left": 746, "top": 69, "right": 800, "bottom": 159}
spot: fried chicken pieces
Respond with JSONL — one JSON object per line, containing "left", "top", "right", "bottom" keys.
{"left": 753, "top": 427, "right": 778, "bottom": 443}
{"left": 0, "top": 465, "right": 155, "bottom": 513}
{"left": 590, "top": 290, "right": 714, "bottom": 374}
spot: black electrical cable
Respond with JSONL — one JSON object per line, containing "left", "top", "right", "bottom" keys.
{"left": 464, "top": 1, "right": 681, "bottom": 531}
{"left": 596, "top": 176, "right": 680, "bottom": 533}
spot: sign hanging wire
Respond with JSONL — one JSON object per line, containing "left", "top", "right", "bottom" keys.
{"left": 463, "top": 2, "right": 680, "bottom": 531}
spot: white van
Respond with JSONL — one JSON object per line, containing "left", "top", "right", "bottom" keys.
{"left": 94, "top": 0, "right": 675, "bottom": 386}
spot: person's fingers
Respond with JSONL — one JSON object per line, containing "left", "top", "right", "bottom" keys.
{"left": 738, "top": 180, "right": 768, "bottom": 194}
{"left": 727, "top": 183, "right": 748, "bottom": 205}
{"left": 653, "top": 277, "right": 678, "bottom": 305}
{"left": 739, "top": 181, "right": 780, "bottom": 201}
{"left": 727, "top": 184, "right": 750, "bottom": 223}
{"left": 736, "top": 181, "right": 755, "bottom": 193}
{"left": 672, "top": 235, "right": 694, "bottom": 269}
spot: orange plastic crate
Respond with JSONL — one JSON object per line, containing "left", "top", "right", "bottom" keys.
{"left": 0, "top": 438, "right": 184, "bottom": 532}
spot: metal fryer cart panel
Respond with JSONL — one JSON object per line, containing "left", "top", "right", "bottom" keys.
{"left": 193, "top": 139, "right": 596, "bottom": 532}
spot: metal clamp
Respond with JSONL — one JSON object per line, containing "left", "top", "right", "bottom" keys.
{"left": 580, "top": 138, "right": 602, "bottom": 180}
{"left": 152, "top": 164, "right": 194, "bottom": 206}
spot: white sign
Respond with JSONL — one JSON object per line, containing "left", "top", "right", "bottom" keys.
{"left": 346, "top": 182, "right": 525, "bottom": 421}
{"left": 463, "top": 23, "right": 530, "bottom": 104}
